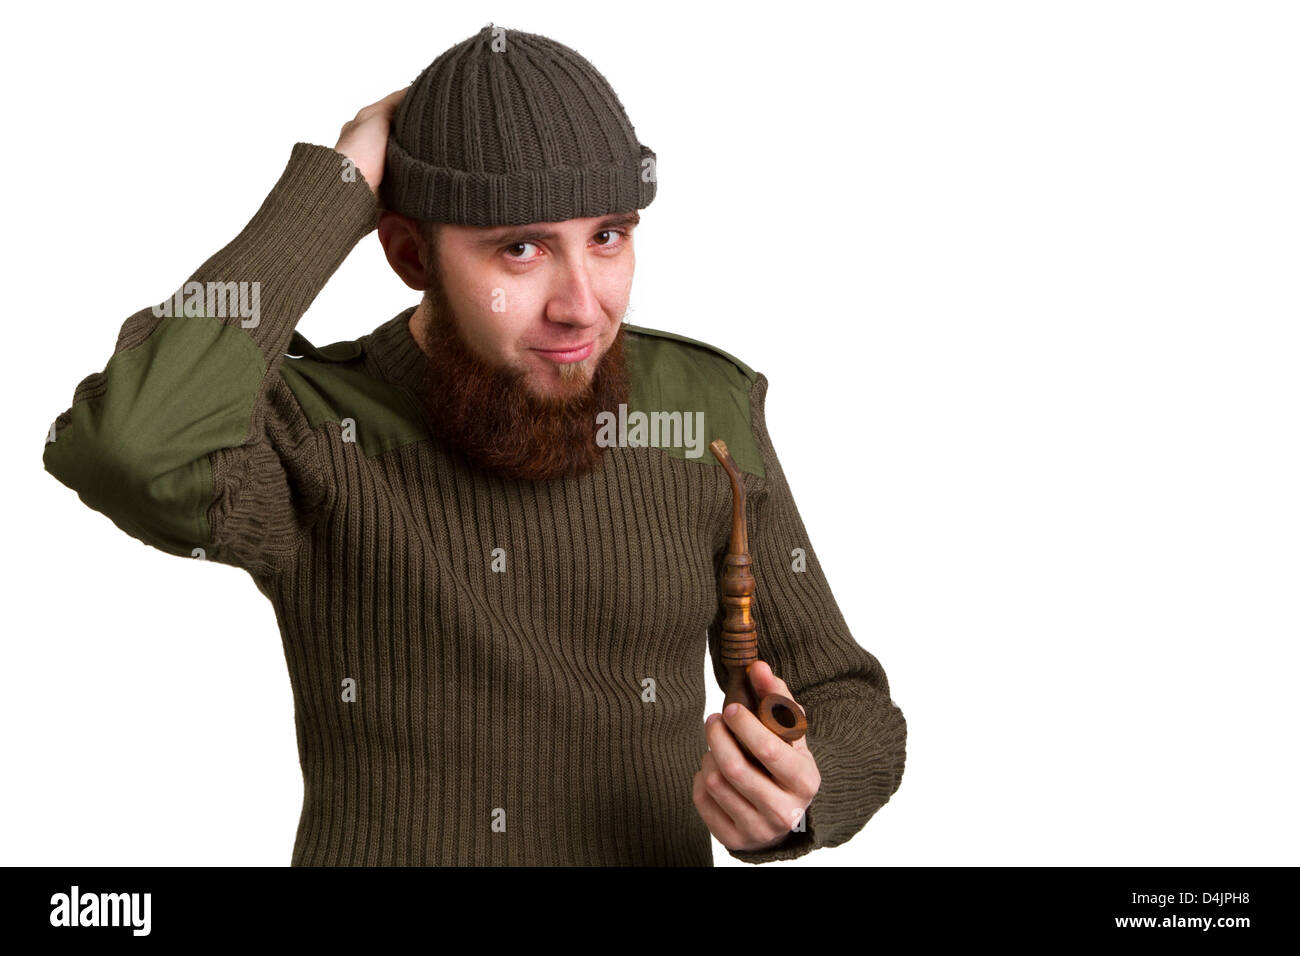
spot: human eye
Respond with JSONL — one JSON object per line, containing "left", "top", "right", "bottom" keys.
{"left": 502, "top": 240, "right": 542, "bottom": 262}
{"left": 592, "top": 229, "right": 630, "bottom": 250}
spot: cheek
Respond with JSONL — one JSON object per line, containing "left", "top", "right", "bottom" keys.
{"left": 483, "top": 320, "right": 526, "bottom": 363}
{"left": 481, "top": 281, "right": 538, "bottom": 332}
{"left": 602, "top": 269, "right": 634, "bottom": 318}
{"left": 453, "top": 281, "right": 516, "bottom": 353}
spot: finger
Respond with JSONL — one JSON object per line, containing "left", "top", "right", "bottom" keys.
{"left": 356, "top": 86, "right": 410, "bottom": 121}
{"left": 377, "top": 85, "right": 409, "bottom": 112}
{"left": 748, "top": 660, "right": 801, "bottom": 712}
{"left": 692, "top": 770, "right": 745, "bottom": 847}
{"left": 720, "top": 703, "right": 818, "bottom": 799}
{"left": 700, "top": 750, "right": 770, "bottom": 836}
{"left": 748, "top": 661, "right": 811, "bottom": 754}
{"left": 706, "top": 712, "right": 799, "bottom": 829}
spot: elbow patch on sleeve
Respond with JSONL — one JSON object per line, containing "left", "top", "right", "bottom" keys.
{"left": 43, "top": 313, "right": 267, "bottom": 557}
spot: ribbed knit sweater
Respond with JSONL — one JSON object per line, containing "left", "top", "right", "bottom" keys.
{"left": 42, "top": 142, "right": 907, "bottom": 866}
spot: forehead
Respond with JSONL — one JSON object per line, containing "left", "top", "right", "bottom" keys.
{"left": 448, "top": 211, "right": 641, "bottom": 246}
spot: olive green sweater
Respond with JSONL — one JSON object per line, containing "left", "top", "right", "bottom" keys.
{"left": 42, "top": 142, "right": 906, "bottom": 866}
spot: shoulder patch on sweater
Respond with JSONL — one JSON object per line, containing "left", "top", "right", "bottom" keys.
{"left": 621, "top": 323, "right": 764, "bottom": 478}
{"left": 280, "top": 335, "right": 427, "bottom": 457}
{"left": 621, "top": 323, "right": 757, "bottom": 380}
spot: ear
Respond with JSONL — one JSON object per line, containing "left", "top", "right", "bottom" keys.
{"left": 378, "top": 211, "right": 427, "bottom": 292}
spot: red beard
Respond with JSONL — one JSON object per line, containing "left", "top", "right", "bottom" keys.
{"left": 412, "top": 277, "right": 630, "bottom": 482}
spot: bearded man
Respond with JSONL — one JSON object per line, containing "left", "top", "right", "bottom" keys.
{"left": 43, "top": 23, "right": 906, "bottom": 866}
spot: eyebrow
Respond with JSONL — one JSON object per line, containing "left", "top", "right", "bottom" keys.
{"left": 472, "top": 211, "right": 641, "bottom": 248}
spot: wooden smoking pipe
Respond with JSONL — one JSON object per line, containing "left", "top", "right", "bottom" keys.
{"left": 709, "top": 438, "right": 807, "bottom": 763}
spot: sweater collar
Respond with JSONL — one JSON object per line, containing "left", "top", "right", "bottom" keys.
{"left": 363, "top": 304, "right": 430, "bottom": 408}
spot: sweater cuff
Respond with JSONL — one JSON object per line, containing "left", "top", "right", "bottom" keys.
{"left": 727, "top": 806, "right": 817, "bottom": 864}
{"left": 727, "top": 684, "right": 906, "bottom": 863}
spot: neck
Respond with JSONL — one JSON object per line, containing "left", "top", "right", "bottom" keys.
{"left": 408, "top": 297, "right": 434, "bottom": 360}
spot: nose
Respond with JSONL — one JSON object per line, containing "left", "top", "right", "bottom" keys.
{"left": 543, "top": 260, "right": 604, "bottom": 330}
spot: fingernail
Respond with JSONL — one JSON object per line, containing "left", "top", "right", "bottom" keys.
{"left": 724, "top": 703, "right": 739, "bottom": 718}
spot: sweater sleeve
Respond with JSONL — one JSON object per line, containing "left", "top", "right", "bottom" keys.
{"left": 707, "top": 371, "right": 908, "bottom": 864}
{"left": 42, "top": 142, "right": 380, "bottom": 577}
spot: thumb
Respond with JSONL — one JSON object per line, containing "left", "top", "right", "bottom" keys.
{"left": 749, "top": 660, "right": 800, "bottom": 708}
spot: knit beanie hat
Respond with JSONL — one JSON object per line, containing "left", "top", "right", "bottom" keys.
{"left": 380, "top": 23, "right": 657, "bottom": 226}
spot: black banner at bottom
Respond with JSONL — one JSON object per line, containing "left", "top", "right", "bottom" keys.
{"left": 5, "top": 865, "right": 1288, "bottom": 943}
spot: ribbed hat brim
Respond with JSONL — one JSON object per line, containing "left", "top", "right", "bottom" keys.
{"left": 382, "top": 133, "right": 656, "bottom": 226}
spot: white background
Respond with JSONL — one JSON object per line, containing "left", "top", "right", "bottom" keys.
{"left": 3, "top": 0, "right": 1297, "bottom": 866}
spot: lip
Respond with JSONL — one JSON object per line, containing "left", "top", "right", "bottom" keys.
{"left": 531, "top": 341, "right": 595, "bottom": 363}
